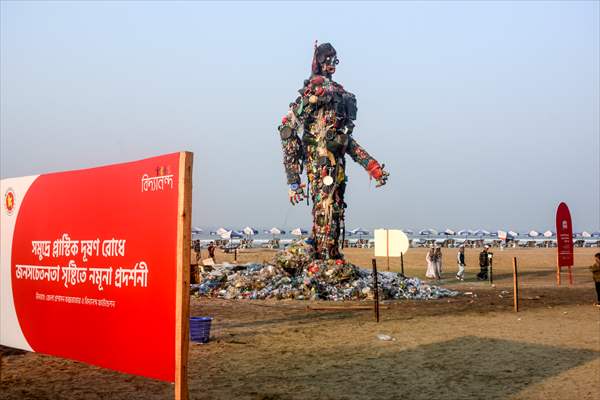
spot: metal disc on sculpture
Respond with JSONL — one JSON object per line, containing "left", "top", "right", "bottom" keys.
{"left": 280, "top": 126, "right": 293, "bottom": 139}
{"left": 323, "top": 176, "right": 334, "bottom": 186}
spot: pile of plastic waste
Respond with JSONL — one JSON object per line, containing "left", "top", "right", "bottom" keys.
{"left": 192, "top": 241, "right": 459, "bottom": 301}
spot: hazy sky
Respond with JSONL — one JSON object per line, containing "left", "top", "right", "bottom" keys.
{"left": 1, "top": 1, "right": 599, "bottom": 232}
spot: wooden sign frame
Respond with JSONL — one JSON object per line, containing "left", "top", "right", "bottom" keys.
{"left": 175, "top": 152, "right": 193, "bottom": 400}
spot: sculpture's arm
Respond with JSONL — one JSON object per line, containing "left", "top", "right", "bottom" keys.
{"left": 278, "top": 99, "right": 306, "bottom": 204}
{"left": 345, "top": 136, "right": 389, "bottom": 187}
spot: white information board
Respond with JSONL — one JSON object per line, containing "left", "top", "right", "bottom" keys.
{"left": 374, "top": 229, "right": 409, "bottom": 257}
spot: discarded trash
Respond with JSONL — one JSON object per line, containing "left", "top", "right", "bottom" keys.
{"left": 192, "top": 241, "right": 459, "bottom": 301}
{"left": 376, "top": 334, "right": 395, "bottom": 341}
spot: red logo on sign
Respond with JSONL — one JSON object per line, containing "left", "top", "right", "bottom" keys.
{"left": 4, "top": 188, "right": 15, "bottom": 215}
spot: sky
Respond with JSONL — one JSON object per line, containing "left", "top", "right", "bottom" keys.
{"left": 1, "top": 1, "right": 599, "bottom": 232}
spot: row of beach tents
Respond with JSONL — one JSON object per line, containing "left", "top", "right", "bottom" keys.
{"left": 191, "top": 227, "right": 369, "bottom": 240}
{"left": 191, "top": 227, "right": 600, "bottom": 240}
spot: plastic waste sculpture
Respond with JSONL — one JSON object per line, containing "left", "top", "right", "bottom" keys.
{"left": 278, "top": 42, "right": 389, "bottom": 260}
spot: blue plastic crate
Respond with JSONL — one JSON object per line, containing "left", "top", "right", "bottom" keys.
{"left": 190, "top": 317, "right": 212, "bottom": 343}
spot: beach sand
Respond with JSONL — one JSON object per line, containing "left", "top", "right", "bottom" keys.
{"left": 2, "top": 247, "right": 599, "bottom": 399}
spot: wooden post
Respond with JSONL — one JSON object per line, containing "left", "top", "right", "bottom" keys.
{"left": 556, "top": 253, "right": 561, "bottom": 286}
{"left": 175, "top": 152, "right": 193, "bottom": 400}
{"left": 568, "top": 266, "right": 573, "bottom": 286}
{"left": 371, "top": 258, "right": 380, "bottom": 323}
{"left": 489, "top": 257, "right": 493, "bottom": 285}
{"left": 400, "top": 252, "right": 405, "bottom": 276}
{"left": 234, "top": 248, "right": 237, "bottom": 262}
{"left": 513, "top": 257, "right": 519, "bottom": 313}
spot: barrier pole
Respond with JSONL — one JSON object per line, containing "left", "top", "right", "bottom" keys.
{"left": 513, "top": 257, "right": 519, "bottom": 313}
{"left": 175, "top": 152, "right": 192, "bottom": 400}
{"left": 556, "top": 254, "right": 561, "bottom": 286}
{"left": 400, "top": 252, "right": 405, "bottom": 276}
{"left": 372, "top": 258, "right": 380, "bottom": 323}
{"left": 568, "top": 265, "right": 573, "bottom": 286}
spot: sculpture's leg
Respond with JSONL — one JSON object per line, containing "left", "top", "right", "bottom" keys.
{"left": 311, "top": 189, "right": 328, "bottom": 260}
{"left": 327, "top": 182, "right": 346, "bottom": 259}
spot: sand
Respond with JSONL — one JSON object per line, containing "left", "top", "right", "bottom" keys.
{"left": 2, "top": 247, "right": 599, "bottom": 399}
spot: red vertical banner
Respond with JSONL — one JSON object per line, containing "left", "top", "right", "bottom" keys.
{"left": 555, "top": 202, "right": 574, "bottom": 285}
{"left": 555, "top": 202, "right": 574, "bottom": 267}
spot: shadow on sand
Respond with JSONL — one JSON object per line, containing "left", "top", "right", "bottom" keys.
{"left": 197, "top": 336, "right": 599, "bottom": 400}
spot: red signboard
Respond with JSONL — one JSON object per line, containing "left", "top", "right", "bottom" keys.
{"left": 555, "top": 202, "right": 574, "bottom": 267}
{"left": 1, "top": 152, "right": 192, "bottom": 384}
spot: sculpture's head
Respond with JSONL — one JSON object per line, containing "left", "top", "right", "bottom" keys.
{"left": 311, "top": 42, "right": 338, "bottom": 76}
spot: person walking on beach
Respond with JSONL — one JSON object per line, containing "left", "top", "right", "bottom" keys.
{"left": 456, "top": 245, "right": 466, "bottom": 281}
{"left": 425, "top": 246, "right": 439, "bottom": 280}
{"left": 208, "top": 241, "right": 216, "bottom": 263}
{"left": 477, "top": 245, "right": 490, "bottom": 280}
{"left": 589, "top": 252, "right": 600, "bottom": 307}
{"left": 434, "top": 247, "right": 443, "bottom": 278}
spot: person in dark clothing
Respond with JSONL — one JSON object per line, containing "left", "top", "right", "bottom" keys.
{"left": 208, "top": 241, "right": 216, "bottom": 262}
{"left": 589, "top": 252, "right": 600, "bottom": 307}
{"left": 456, "top": 245, "right": 466, "bottom": 281}
{"left": 477, "top": 245, "right": 490, "bottom": 280}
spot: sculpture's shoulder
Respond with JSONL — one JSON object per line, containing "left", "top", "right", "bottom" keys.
{"left": 327, "top": 79, "right": 349, "bottom": 94}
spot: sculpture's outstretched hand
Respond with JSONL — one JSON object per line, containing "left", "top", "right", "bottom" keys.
{"left": 367, "top": 160, "right": 389, "bottom": 188}
{"left": 288, "top": 183, "right": 306, "bottom": 205}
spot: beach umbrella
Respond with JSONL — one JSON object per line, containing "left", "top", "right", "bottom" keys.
{"left": 291, "top": 228, "right": 308, "bottom": 236}
{"left": 192, "top": 227, "right": 203, "bottom": 234}
{"left": 497, "top": 230, "right": 507, "bottom": 240}
{"left": 216, "top": 227, "right": 228, "bottom": 236}
{"left": 508, "top": 231, "right": 519, "bottom": 238}
{"left": 473, "top": 229, "right": 489, "bottom": 236}
{"left": 242, "top": 226, "right": 258, "bottom": 236}
{"left": 403, "top": 229, "right": 414, "bottom": 235}
{"left": 419, "top": 229, "right": 438, "bottom": 236}
{"left": 349, "top": 228, "right": 369, "bottom": 236}
{"left": 222, "top": 230, "right": 243, "bottom": 239}
{"left": 528, "top": 230, "right": 540, "bottom": 237}
{"left": 443, "top": 229, "right": 455, "bottom": 235}
{"left": 209, "top": 231, "right": 218, "bottom": 236}
{"left": 457, "top": 229, "right": 470, "bottom": 236}
{"left": 269, "top": 227, "right": 283, "bottom": 235}
{"left": 543, "top": 230, "right": 554, "bottom": 238}
{"left": 592, "top": 231, "right": 600, "bottom": 238}
{"left": 581, "top": 231, "right": 592, "bottom": 238}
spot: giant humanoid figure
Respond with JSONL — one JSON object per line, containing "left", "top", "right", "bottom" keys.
{"left": 278, "top": 42, "right": 389, "bottom": 260}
